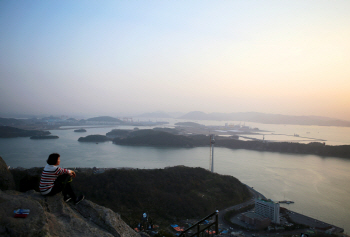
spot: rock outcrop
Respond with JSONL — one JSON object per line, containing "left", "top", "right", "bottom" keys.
{"left": 0, "top": 190, "right": 140, "bottom": 237}
{"left": 0, "top": 156, "right": 15, "bottom": 191}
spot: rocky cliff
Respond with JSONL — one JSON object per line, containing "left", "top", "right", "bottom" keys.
{"left": 0, "top": 156, "right": 15, "bottom": 190}
{"left": 0, "top": 190, "right": 140, "bottom": 237}
{"left": 0, "top": 157, "right": 140, "bottom": 237}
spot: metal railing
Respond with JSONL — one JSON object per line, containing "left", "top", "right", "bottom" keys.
{"left": 179, "top": 211, "right": 219, "bottom": 237}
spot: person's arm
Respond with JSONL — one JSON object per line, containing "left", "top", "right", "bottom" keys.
{"left": 68, "top": 170, "right": 76, "bottom": 178}
{"left": 56, "top": 167, "right": 75, "bottom": 177}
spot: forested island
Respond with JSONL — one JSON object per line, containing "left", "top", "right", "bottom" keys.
{"left": 112, "top": 129, "right": 194, "bottom": 147}
{"left": 78, "top": 135, "right": 112, "bottom": 142}
{"left": 30, "top": 135, "right": 59, "bottom": 139}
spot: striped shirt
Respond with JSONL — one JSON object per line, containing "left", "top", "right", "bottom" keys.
{"left": 39, "top": 164, "right": 70, "bottom": 195}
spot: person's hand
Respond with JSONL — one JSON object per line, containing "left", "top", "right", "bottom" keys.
{"left": 69, "top": 170, "right": 76, "bottom": 178}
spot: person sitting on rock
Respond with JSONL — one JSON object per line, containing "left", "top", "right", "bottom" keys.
{"left": 39, "top": 153, "right": 84, "bottom": 204}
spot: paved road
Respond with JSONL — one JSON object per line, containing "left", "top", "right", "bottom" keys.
{"left": 218, "top": 186, "right": 265, "bottom": 231}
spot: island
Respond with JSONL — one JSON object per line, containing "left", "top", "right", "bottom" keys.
{"left": 112, "top": 129, "right": 194, "bottom": 147}
{"left": 30, "top": 135, "right": 59, "bottom": 139}
{"left": 74, "top": 129, "right": 87, "bottom": 132}
{"left": 78, "top": 135, "right": 111, "bottom": 142}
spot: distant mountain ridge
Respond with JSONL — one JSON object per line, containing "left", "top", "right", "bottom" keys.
{"left": 86, "top": 116, "right": 122, "bottom": 122}
{"left": 136, "top": 111, "right": 173, "bottom": 118}
{"left": 135, "top": 111, "right": 184, "bottom": 118}
{"left": 179, "top": 111, "right": 350, "bottom": 127}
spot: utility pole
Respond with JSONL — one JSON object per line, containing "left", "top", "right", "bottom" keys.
{"left": 209, "top": 134, "right": 215, "bottom": 172}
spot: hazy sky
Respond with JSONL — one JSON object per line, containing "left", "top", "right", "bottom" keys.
{"left": 1, "top": 1, "right": 350, "bottom": 120}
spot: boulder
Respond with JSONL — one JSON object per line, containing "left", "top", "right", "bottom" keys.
{"left": 10, "top": 167, "right": 42, "bottom": 192}
{"left": 0, "top": 156, "right": 15, "bottom": 191}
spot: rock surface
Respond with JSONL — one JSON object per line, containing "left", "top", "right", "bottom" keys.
{"left": 0, "top": 190, "right": 140, "bottom": 237}
{"left": 0, "top": 156, "right": 15, "bottom": 191}
{"left": 0, "top": 158, "right": 140, "bottom": 236}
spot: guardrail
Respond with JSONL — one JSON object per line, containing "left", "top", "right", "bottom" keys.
{"left": 179, "top": 211, "right": 219, "bottom": 237}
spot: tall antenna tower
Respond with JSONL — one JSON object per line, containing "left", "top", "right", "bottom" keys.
{"left": 209, "top": 134, "right": 215, "bottom": 173}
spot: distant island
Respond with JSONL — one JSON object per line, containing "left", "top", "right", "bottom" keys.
{"left": 74, "top": 128, "right": 86, "bottom": 132}
{"left": 2, "top": 111, "right": 350, "bottom": 129}
{"left": 135, "top": 111, "right": 173, "bottom": 118}
{"left": 30, "top": 135, "right": 59, "bottom": 139}
{"left": 86, "top": 116, "right": 122, "bottom": 123}
{"left": 135, "top": 111, "right": 185, "bottom": 118}
{"left": 0, "top": 116, "right": 169, "bottom": 131}
{"left": 78, "top": 135, "right": 111, "bottom": 142}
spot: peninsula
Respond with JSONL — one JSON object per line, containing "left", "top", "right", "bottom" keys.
{"left": 107, "top": 128, "right": 350, "bottom": 159}
{"left": 0, "top": 126, "right": 50, "bottom": 138}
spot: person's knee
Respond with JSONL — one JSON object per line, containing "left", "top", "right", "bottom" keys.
{"left": 64, "top": 175, "right": 73, "bottom": 183}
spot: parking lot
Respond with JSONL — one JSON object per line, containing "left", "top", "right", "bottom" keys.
{"left": 287, "top": 211, "right": 344, "bottom": 233}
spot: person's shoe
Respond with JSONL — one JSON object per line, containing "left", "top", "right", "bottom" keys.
{"left": 64, "top": 196, "right": 72, "bottom": 202}
{"left": 74, "top": 195, "right": 85, "bottom": 205}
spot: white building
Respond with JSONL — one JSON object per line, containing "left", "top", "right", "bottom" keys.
{"left": 255, "top": 199, "right": 280, "bottom": 224}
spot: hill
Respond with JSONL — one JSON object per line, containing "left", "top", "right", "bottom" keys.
{"left": 87, "top": 116, "right": 122, "bottom": 122}
{"left": 72, "top": 166, "right": 251, "bottom": 227}
{"left": 175, "top": 122, "right": 203, "bottom": 127}
{"left": 78, "top": 135, "right": 112, "bottom": 142}
{"left": 112, "top": 129, "right": 194, "bottom": 147}
{"left": 0, "top": 118, "right": 26, "bottom": 127}
{"left": 107, "top": 128, "right": 179, "bottom": 139}
{"left": 8, "top": 164, "right": 251, "bottom": 229}
{"left": 136, "top": 111, "right": 173, "bottom": 118}
{"left": 178, "top": 111, "right": 207, "bottom": 120}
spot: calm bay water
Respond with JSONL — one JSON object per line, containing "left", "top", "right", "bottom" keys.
{"left": 1, "top": 122, "right": 350, "bottom": 233}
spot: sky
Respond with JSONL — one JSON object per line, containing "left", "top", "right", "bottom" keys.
{"left": 1, "top": 1, "right": 350, "bottom": 120}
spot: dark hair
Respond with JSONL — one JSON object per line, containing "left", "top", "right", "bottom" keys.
{"left": 47, "top": 153, "right": 60, "bottom": 165}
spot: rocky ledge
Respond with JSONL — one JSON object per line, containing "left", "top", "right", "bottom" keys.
{"left": 0, "top": 189, "right": 140, "bottom": 237}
